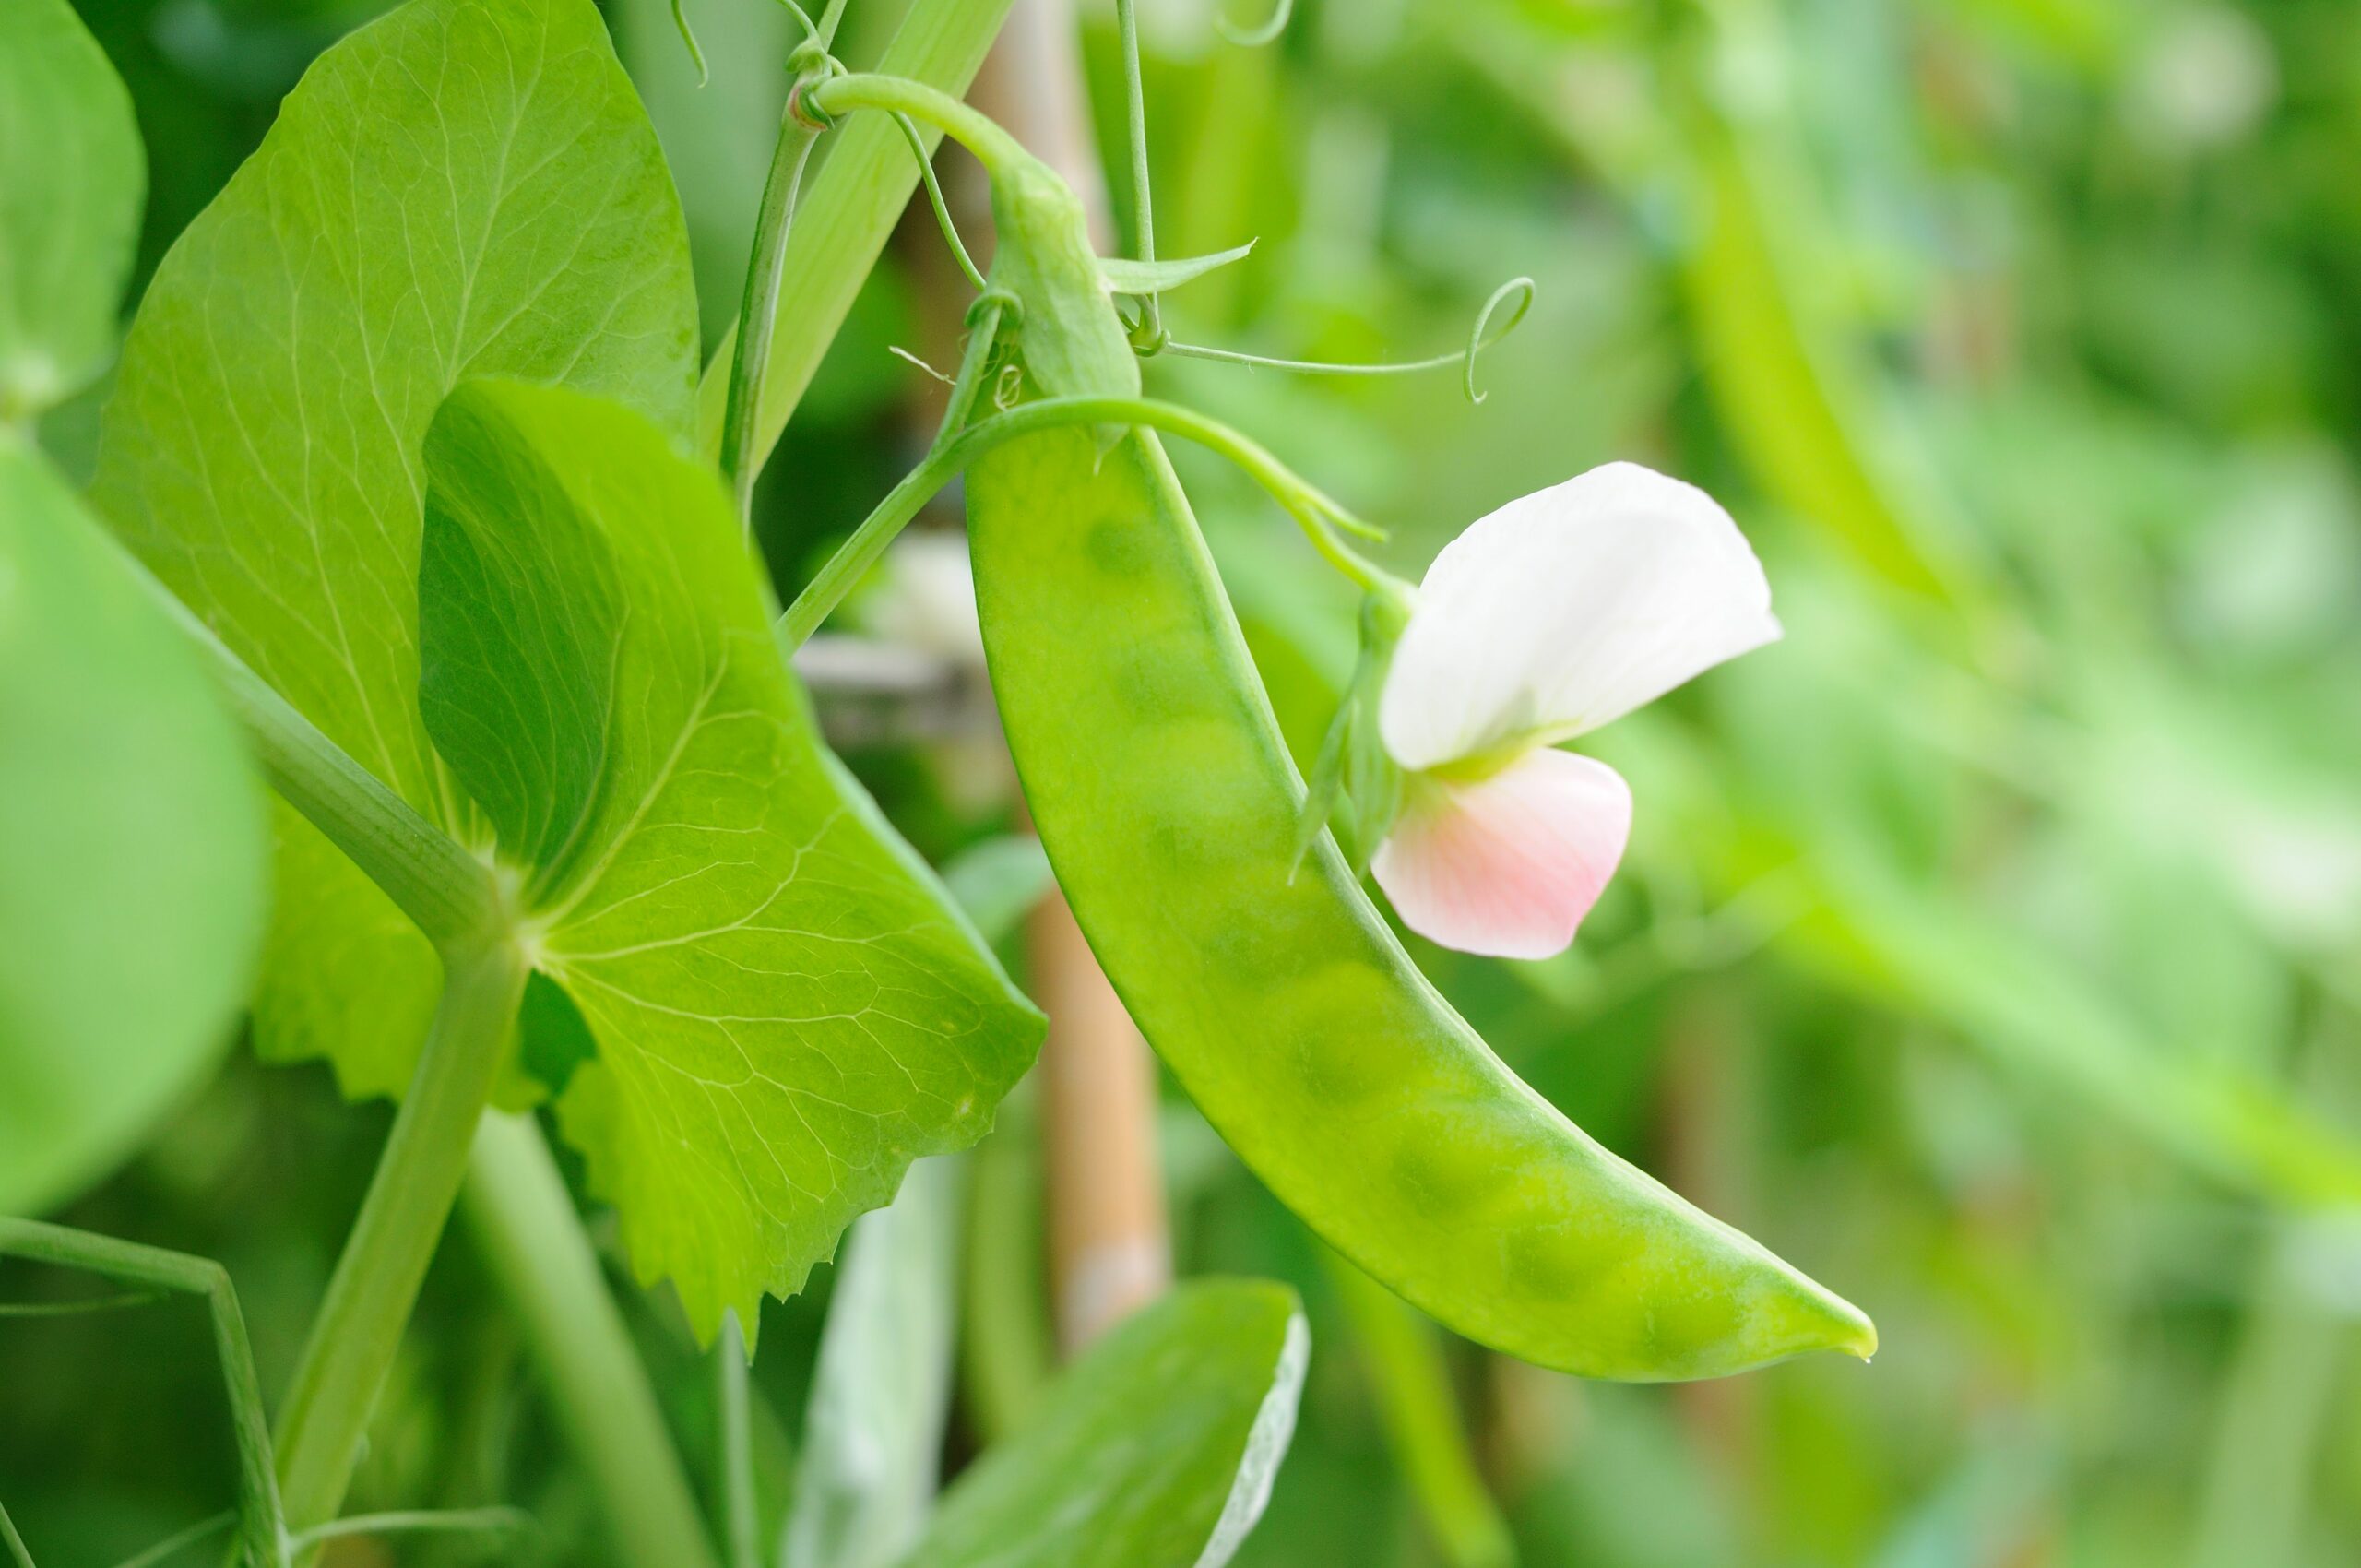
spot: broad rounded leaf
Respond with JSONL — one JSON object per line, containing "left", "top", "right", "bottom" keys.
{"left": 89, "top": 0, "right": 701, "bottom": 1104}
{"left": 898, "top": 1279, "right": 1309, "bottom": 1568}
{"left": 0, "top": 443, "right": 267, "bottom": 1213}
{"left": 418, "top": 379, "right": 1043, "bottom": 1339}
{"left": 0, "top": 0, "right": 143, "bottom": 419}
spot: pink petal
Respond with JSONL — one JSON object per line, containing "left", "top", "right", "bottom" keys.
{"left": 1371, "top": 749, "right": 1632, "bottom": 960}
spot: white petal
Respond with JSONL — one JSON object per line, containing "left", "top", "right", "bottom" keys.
{"left": 1370, "top": 749, "right": 1632, "bottom": 960}
{"left": 1379, "top": 461, "right": 1781, "bottom": 771}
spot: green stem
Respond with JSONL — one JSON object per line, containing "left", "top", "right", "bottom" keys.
{"left": 107, "top": 540, "right": 497, "bottom": 954}
{"left": 460, "top": 1114, "right": 721, "bottom": 1568}
{"left": 1323, "top": 1253, "right": 1515, "bottom": 1568}
{"left": 719, "top": 113, "right": 823, "bottom": 540}
{"left": 273, "top": 940, "right": 529, "bottom": 1549}
{"left": 718, "top": 1314, "right": 757, "bottom": 1568}
{"left": 775, "top": 395, "right": 1391, "bottom": 648}
{"left": 694, "top": 0, "right": 1017, "bottom": 466}
{"left": 938, "top": 300, "right": 1005, "bottom": 440}
{"left": 0, "top": 1220, "right": 288, "bottom": 1568}
{"left": 0, "top": 1499, "right": 27, "bottom": 1568}
{"left": 804, "top": 72, "right": 1030, "bottom": 176}
{"left": 1111, "top": 0, "right": 1162, "bottom": 347}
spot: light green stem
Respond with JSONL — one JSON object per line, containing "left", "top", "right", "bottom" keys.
{"left": 694, "top": 0, "right": 1017, "bottom": 466}
{"left": 461, "top": 1114, "right": 721, "bottom": 1568}
{"left": 1111, "top": 0, "right": 1162, "bottom": 346}
{"left": 803, "top": 73, "right": 1030, "bottom": 176}
{"left": 719, "top": 1313, "right": 758, "bottom": 1568}
{"left": 111, "top": 540, "right": 498, "bottom": 953}
{"left": 1323, "top": 1253, "right": 1515, "bottom": 1568}
{"left": 273, "top": 940, "right": 529, "bottom": 1549}
{"left": 720, "top": 113, "right": 823, "bottom": 539}
{"left": 0, "top": 1220, "right": 287, "bottom": 1568}
{"left": 775, "top": 395, "right": 1390, "bottom": 648}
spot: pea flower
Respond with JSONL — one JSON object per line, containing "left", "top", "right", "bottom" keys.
{"left": 1367, "top": 462, "right": 1781, "bottom": 960}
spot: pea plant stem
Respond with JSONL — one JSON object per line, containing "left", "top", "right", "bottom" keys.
{"left": 460, "top": 1115, "right": 722, "bottom": 1568}
{"left": 694, "top": 0, "right": 1017, "bottom": 467}
{"left": 718, "top": 1313, "right": 758, "bottom": 1568}
{"left": 775, "top": 395, "right": 1390, "bottom": 649}
{"left": 0, "top": 1219, "right": 288, "bottom": 1568}
{"left": 804, "top": 73, "right": 1030, "bottom": 176}
{"left": 99, "top": 534, "right": 499, "bottom": 954}
{"left": 272, "top": 938, "right": 529, "bottom": 1551}
{"left": 720, "top": 115, "right": 822, "bottom": 540}
{"left": 1110, "top": 0, "right": 1162, "bottom": 345}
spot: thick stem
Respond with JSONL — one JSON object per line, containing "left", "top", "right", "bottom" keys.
{"left": 694, "top": 0, "right": 1017, "bottom": 466}
{"left": 461, "top": 1114, "right": 721, "bottom": 1568}
{"left": 273, "top": 939, "right": 529, "bottom": 1547}
{"left": 719, "top": 116, "right": 822, "bottom": 540}
{"left": 108, "top": 540, "right": 498, "bottom": 952}
{"left": 804, "top": 73, "right": 1030, "bottom": 175}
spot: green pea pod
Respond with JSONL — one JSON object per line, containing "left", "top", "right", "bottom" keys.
{"left": 967, "top": 426, "right": 1876, "bottom": 1380}
{"left": 987, "top": 153, "right": 1140, "bottom": 406}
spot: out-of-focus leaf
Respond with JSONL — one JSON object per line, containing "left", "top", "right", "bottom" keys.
{"left": 0, "top": 443, "right": 266, "bottom": 1214}
{"left": 415, "top": 377, "right": 1043, "bottom": 1341}
{"left": 1667, "top": 24, "right": 1979, "bottom": 605}
{"left": 781, "top": 1158, "right": 963, "bottom": 1568}
{"left": 938, "top": 837, "right": 1056, "bottom": 950}
{"left": 89, "top": 0, "right": 702, "bottom": 1106}
{"left": 899, "top": 1279, "right": 1309, "bottom": 1568}
{"left": 1792, "top": 851, "right": 2361, "bottom": 1210}
{"left": 0, "top": 0, "right": 142, "bottom": 420}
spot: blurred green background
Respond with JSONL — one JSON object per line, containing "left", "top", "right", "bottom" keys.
{"left": 8, "top": 0, "right": 2361, "bottom": 1562}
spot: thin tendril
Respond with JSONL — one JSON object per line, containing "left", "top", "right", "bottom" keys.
{"left": 0, "top": 1290, "right": 165, "bottom": 1317}
{"left": 103, "top": 1513, "right": 233, "bottom": 1568}
{"left": 891, "top": 111, "right": 987, "bottom": 291}
{"left": 670, "top": 0, "right": 709, "bottom": 87}
{"left": 777, "top": 0, "right": 820, "bottom": 41}
{"left": 1216, "top": 0, "right": 1295, "bottom": 47}
{"left": 673, "top": 0, "right": 828, "bottom": 89}
{"left": 1155, "top": 276, "right": 1536, "bottom": 404}
{"left": 287, "top": 1507, "right": 534, "bottom": 1550}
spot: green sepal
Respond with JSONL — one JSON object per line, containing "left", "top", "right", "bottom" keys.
{"left": 1097, "top": 241, "right": 1257, "bottom": 297}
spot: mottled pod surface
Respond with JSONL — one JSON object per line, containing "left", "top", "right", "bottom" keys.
{"left": 968, "top": 425, "right": 1875, "bottom": 1380}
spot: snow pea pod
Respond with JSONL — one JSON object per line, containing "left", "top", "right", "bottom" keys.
{"left": 967, "top": 425, "right": 1875, "bottom": 1380}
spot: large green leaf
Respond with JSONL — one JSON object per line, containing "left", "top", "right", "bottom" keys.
{"left": 88, "top": 0, "right": 701, "bottom": 1102}
{"left": 0, "top": 0, "right": 142, "bottom": 420}
{"left": 898, "top": 1279, "right": 1309, "bottom": 1568}
{"left": 416, "top": 378, "right": 1042, "bottom": 1337}
{"left": 0, "top": 442, "right": 267, "bottom": 1213}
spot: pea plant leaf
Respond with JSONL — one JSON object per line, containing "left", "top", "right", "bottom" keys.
{"left": 0, "top": 0, "right": 143, "bottom": 421}
{"left": 897, "top": 1279, "right": 1309, "bottom": 1568}
{"left": 0, "top": 443, "right": 267, "bottom": 1214}
{"left": 88, "top": 0, "right": 702, "bottom": 1104}
{"left": 417, "top": 377, "right": 1044, "bottom": 1339}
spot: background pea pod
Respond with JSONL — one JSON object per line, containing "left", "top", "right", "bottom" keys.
{"left": 967, "top": 425, "right": 1876, "bottom": 1381}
